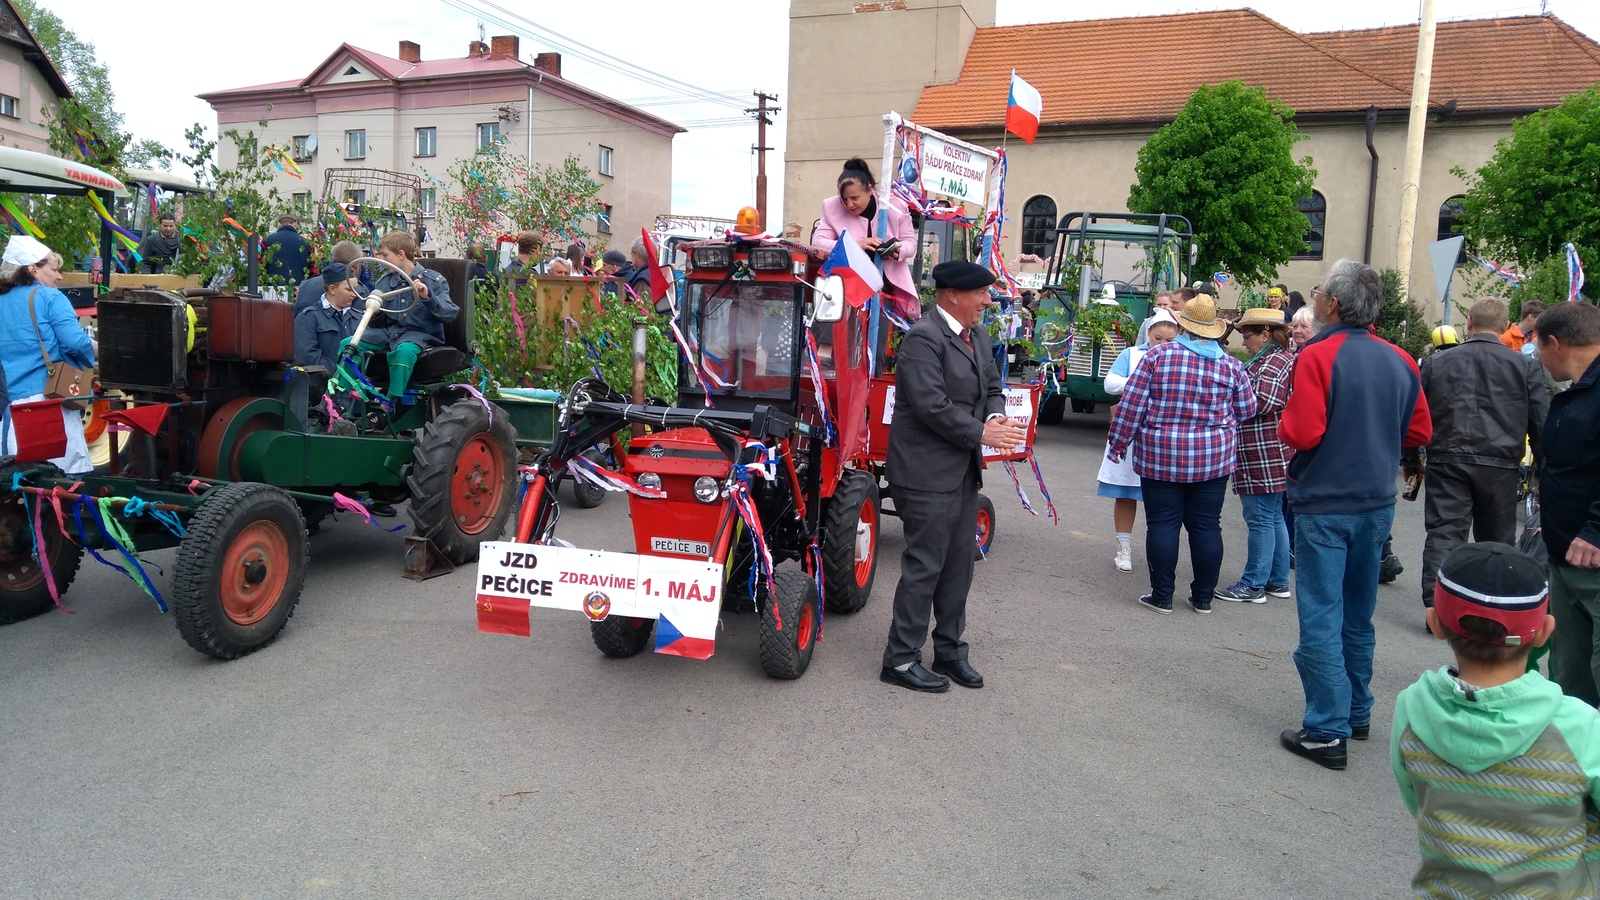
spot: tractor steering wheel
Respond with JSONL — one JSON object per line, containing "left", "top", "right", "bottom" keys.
{"left": 350, "top": 256, "right": 424, "bottom": 316}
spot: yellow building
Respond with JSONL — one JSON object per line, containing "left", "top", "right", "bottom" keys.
{"left": 784, "top": 1, "right": 1600, "bottom": 317}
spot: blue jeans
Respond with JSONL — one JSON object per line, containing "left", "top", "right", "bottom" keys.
{"left": 1238, "top": 492, "right": 1290, "bottom": 589}
{"left": 1291, "top": 506, "right": 1394, "bottom": 741}
{"left": 1141, "top": 476, "right": 1228, "bottom": 605}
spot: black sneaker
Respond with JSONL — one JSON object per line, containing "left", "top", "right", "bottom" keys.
{"left": 1280, "top": 728, "right": 1347, "bottom": 770}
{"left": 1137, "top": 593, "right": 1173, "bottom": 615}
{"left": 1265, "top": 583, "right": 1292, "bottom": 599}
{"left": 1188, "top": 597, "right": 1213, "bottom": 615}
{"left": 1351, "top": 723, "right": 1370, "bottom": 741}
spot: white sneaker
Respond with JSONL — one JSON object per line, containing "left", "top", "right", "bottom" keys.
{"left": 1114, "top": 543, "right": 1133, "bottom": 573}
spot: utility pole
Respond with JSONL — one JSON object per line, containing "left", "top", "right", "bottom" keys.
{"left": 745, "top": 91, "right": 780, "bottom": 229}
{"left": 1394, "top": 0, "right": 1438, "bottom": 301}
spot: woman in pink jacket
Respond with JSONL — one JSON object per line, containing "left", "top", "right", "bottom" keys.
{"left": 810, "top": 158, "right": 919, "bottom": 318}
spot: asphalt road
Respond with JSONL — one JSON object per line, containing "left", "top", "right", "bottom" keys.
{"left": 1, "top": 408, "right": 1442, "bottom": 899}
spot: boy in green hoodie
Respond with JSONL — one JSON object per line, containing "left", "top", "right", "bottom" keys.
{"left": 1393, "top": 541, "right": 1600, "bottom": 899}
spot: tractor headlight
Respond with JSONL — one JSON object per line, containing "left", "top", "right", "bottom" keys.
{"left": 636, "top": 473, "right": 663, "bottom": 492}
{"left": 693, "top": 476, "right": 720, "bottom": 503}
{"left": 690, "top": 245, "right": 732, "bottom": 270}
{"left": 748, "top": 247, "right": 790, "bottom": 271}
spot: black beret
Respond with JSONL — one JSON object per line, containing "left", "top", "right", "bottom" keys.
{"left": 932, "top": 260, "right": 997, "bottom": 291}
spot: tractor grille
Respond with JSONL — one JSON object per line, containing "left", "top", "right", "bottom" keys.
{"left": 1066, "top": 334, "right": 1130, "bottom": 380}
{"left": 98, "top": 292, "right": 188, "bottom": 393}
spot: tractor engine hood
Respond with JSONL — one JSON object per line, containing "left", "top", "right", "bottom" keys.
{"left": 622, "top": 428, "right": 734, "bottom": 479}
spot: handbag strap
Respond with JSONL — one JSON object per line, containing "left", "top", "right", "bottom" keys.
{"left": 27, "top": 287, "right": 54, "bottom": 368}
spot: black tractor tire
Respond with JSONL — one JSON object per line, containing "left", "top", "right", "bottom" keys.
{"left": 760, "top": 568, "right": 820, "bottom": 680}
{"left": 973, "top": 492, "right": 997, "bottom": 561}
{"left": 572, "top": 481, "right": 607, "bottom": 509}
{"left": 1070, "top": 398, "right": 1098, "bottom": 415}
{"left": 821, "top": 469, "right": 879, "bottom": 614}
{"left": 1037, "top": 394, "right": 1065, "bottom": 425}
{"left": 590, "top": 615, "right": 654, "bottom": 658}
{"left": 170, "top": 482, "right": 309, "bottom": 659}
{"left": 0, "top": 462, "right": 84, "bottom": 625}
{"left": 408, "top": 400, "right": 518, "bottom": 565}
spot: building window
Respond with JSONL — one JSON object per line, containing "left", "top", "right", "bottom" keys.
{"left": 415, "top": 127, "right": 436, "bottom": 158}
{"left": 420, "top": 188, "right": 436, "bottom": 216}
{"left": 291, "top": 192, "right": 312, "bottom": 214}
{"left": 1294, "top": 191, "right": 1326, "bottom": 260}
{"left": 1019, "top": 195, "right": 1057, "bottom": 259}
{"left": 477, "top": 123, "right": 500, "bottom": 149}
{"left": 598, "top": 145, "right": 613, "bottom": 177}
{"left": 597, "top": 203, "right": 612, "bottom": 235}
{"left": 1438, "top": 195, "right": 1468, "bottom": 265}
{"left": 291, "top": 135, "right": 312, "bottom": 161}
{"left": 345, "top": 129, "right": 366, "bottom": 159}
{"left": 342, "top": 189, "right": 367, "bottom": 210}
{"left": 0, "top": 94, "right": 19, "bottom": 119}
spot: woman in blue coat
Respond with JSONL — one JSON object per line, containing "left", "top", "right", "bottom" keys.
{"left": 0, "top": 235, "right": 97, "bottom": 474}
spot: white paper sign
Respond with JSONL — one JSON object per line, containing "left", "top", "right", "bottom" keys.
{"left": 882, "top": 385, "right": 897, "bottom": 425}
{"left": 982, "top": 387, "right": 1036, "bottom": 458}
{"left": 918, "top": 132, "right": 991, "bottom": 204}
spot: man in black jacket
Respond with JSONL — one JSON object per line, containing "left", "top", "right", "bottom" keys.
{"left": 879, "top": 261, "right": 1025, "bottom": 692}
{"left": 1409, "top": 298, "right": 1549, "bottom": 609}
{"left": 136, "top": 214, "right": 181, "bottom": 273}
{"left": 1534, "top": 302, "right": 1600, "bottom": 704}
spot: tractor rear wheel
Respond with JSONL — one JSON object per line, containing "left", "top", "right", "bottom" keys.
{"left": 1071, "top": 398, "right": 1098, "bottom": 415}
{"left": 822, "top": 469, "right": 878, "bottom": 614}
{"left": 0, "top": 463, "right": 83, "bottom": 625}
{"left": 973, "top": 493, "right": 997, "bottom": 561}
{"left": 408, "top": 400, "right": 517, "bottom": 565}
{"left": 760, "top": 568, "right": 820, "bottom": 680}
{"left": 171, "top": 482, "right": 308, "bottom": 659}
{"left": 590, "top": 615, "right": 654, "bottom": 658}
{"left": 1037, "top": 394, "right": 1065, "bottom": 425}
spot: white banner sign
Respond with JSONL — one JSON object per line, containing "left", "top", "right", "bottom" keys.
{"left": 917, "top": 132, "right": 991, "bottom": 204}
{"left": 881, "top": 384, "right": 1036, "bottom": 456}
{"left": 477, "top": 542, "right": 724, "bottom": 658}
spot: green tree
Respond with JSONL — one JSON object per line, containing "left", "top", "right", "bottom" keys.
{"left": 12, "top": 0, "right": 119, "bottom": 137}
{"left": 1376, "top": 268, "right": 1430, "bottom": 360}
{"left": 1128, "top": 80, "right": 1317, "bottom": 288}
{"left": 436, "top": 148, "right": 604, "bottom": 254}
{"left": 1451, "top": 85, "right": 1599, "bottom": 303}
{"left": 170, "top": 122, "right": 293, "bottom": 288}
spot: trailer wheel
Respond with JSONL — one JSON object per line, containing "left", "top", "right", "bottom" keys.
{"left": 1071, "top": 398, "right": 1098, "bottom": 415}
{"left": 1037, "top": 394, "right": 1065, "bottom": 425}
{"left": 822, "top": 469, "right": 878, "bottom": 614}
{"left": 760, "top": 568, "right": 819, "bottom": 680}
{"left": 571, "top": 449, "right": 609, "bottom": 509}
{"left": 973, "top": 493, "right": 997, "bottom": 561}
{"left": 171, "top": 482, "right": 308, "bottom": 659}
{"left": 590, "top": 615, "right": 654, "bottom": 658}
{"left": 409, "top": 400, "right": 517, "bottom": 565}
{"left": 0, "top": 463, "right": 83, "bottom": 625}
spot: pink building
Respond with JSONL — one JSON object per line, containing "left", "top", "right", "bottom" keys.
{"left": 0, "top": 0, "right": 72, "bottom": 155}
{"left": 199, "top": 36, "right": 682, "bottom": 252}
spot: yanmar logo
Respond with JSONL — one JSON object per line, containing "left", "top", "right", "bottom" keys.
{"left": 63, "top": 167, "right": 121, "bottom": 191}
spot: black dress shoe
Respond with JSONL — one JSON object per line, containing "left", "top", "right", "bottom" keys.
{"left": 880, "top": 663, "right": 950, "bottom": 693}
{"left": 368, "top": 502, "right": 398, "bottom": 518}
{"left": 931, "top": 658, "right": 984, "bottom": 688}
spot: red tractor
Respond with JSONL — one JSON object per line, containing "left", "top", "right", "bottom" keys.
{"left": 476, "top": 234, "right": 881, "bottom": 678}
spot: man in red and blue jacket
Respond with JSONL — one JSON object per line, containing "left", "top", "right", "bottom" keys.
{"left": 1276, "top": 260, "right": 1432, "bottom": 771}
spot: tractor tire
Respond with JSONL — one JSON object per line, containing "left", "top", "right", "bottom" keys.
{"left": 760, "top": 568, "right": 820, "bottom": 680}
{"left": 408, "top": 399, "right": 518, "bottom": 565}
{"left": 1037, "top": 394, "right": 1065, "bottom": 425}
{"left": 170, "top": 482, "right": 308, "bottom": 659}
{"left": 590, "top": 615, "right": 654, "bottom": 658}
{"left": 1070, "top": 398, "right": 1098, "bottom": 415}
{"left": 821, "top": 469, "right": 879, "bottom": 614}
{"left": 571, "top": 448, "right": 611, "bottom": 509}
{"left": 973, "top": 492, "right": 997, "bottom": 561}
{"left": 0, "top": 463, "right": 83, "bottom": 625}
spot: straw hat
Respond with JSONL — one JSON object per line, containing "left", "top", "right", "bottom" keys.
{"left": 1237, "top": 307, "right": 1287, "bottom": 327}
{"left": 1178, "top": 296, "right": 1229, "bottom": 339}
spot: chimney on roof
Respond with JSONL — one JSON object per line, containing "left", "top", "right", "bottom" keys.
{"left": 490, "top": 35, "right": 519, "bottom": 58}
{"left": 534, "top": 52, "right": 561, "bottom": 77}
{"left": 468, "top": 40, "right": 488, "bottom": 57}
{"left": 398, "top": 41, "right": 421, "bottom": 62}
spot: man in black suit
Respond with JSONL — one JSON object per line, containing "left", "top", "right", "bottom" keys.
{"left": 881, "top": 261, "right": 1027, "bottom": 692}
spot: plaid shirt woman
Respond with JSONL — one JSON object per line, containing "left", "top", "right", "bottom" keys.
{"left": 1216, "top": 312, "right": 1297, "bottom": 603}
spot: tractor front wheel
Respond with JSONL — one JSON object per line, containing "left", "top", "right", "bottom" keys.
{"left": 408, "top": 400, "right": 518, "bottom": 564}
{"left": 821, "top": 469, "right": 878, "bottom": 614}
{"left": 591, "top": 615, "right": 654, "bottom": 658}
{"left": 973, "top": 493, "right": 997, "bottom": 561}
{"left": 760, "top": 568, "right": 820, "bottom": 680}
{"left": 171, "top": 482, "right": 308, "bottom": 659}
{"left": 0, "top": 463, "right": 83, "bottom": 625}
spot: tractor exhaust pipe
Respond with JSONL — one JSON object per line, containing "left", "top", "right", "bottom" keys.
{"left": 631, "top": 316, "right": 648, "bottom": 439}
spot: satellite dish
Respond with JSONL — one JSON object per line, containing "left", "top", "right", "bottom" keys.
{"left": 304, "top": 135, "right": 317, "bottom": 153}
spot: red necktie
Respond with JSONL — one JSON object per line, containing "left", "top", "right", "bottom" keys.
{"left": 961, "top": 329, "right": 974, "bottom": 350}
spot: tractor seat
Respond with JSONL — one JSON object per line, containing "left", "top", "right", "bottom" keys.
{"left": 362, "top": 257, "right": 476, "bottom": 387}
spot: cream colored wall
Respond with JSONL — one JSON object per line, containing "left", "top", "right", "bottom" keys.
{"left": 214, "top": 91, "right": 673, "bottom": 255}
{"left": 0, "top": 44, "right": 59, "bottom": 154}
{"left": 783, "top": 0, "right": 994, "bottom": 236}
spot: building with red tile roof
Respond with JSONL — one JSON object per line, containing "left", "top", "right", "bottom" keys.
{"left": 201, "top": 36, "right": 683, "bottom": 253}
{"left": 783, "top": 1, "right": 1600, "bottom": 319}
{"left": 0, "top": 0, "right": 74, "bottom": 155}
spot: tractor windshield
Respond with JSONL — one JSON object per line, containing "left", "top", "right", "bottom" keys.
{"left": 682, "top": 282, "right": 803, "bottom": 400}
{"left": 1072, "top": 237, "right": 1153, "bottom": 296}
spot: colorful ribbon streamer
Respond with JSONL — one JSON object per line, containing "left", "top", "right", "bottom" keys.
{"left": 331, "top": 492, "right": 406, "bottom": 531}
{"left": 564, "top": 456, "right": 666, "bottom": 499}
{"left": 1567, "top": 242, "right": 1586, "bottom": 303}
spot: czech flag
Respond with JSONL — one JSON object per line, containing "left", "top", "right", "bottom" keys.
{"left": 1568, "top": 242, "right": 1586, "bottom": 303}
{"left": 821, "top": 229, "right": 884, "bottom": 309}
{"left": 640, "top": 227, "right": 674, "bottom": 310}
{"left": 1005, "top": 70, "right": 1042, "bottom": 144}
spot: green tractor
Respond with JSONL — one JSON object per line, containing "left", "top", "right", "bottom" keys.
{"left": 1032, "top": 212, "right": 1196, "bottom": 423}
{"left": 0, "top": 256, "right": 559, "bottom": 659}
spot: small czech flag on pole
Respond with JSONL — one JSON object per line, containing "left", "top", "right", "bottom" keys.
{"left": 1005, "top": 70, "right": 1042, "bottom": 144}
